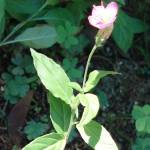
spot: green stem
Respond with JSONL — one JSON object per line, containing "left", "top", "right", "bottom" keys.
{"left": 66, "top": 109, "right": 76, "bottom": 141}
{"left": 0, "top": 2, "right": 47, "bottom": 46}
{"left": 82, "top": 45, "right": 97, "bottom": 89}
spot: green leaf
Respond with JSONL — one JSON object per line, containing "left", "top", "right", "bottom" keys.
{"left": 48, "top": 93, "right": 72, "bottom": 134}
{"left": 113, "top": 10, "right": 146, "bottom": 53}
{"left": 3, "top": 75, "right": 30, "bottom": 104}
{"left": 22, "top": 133, "right": 66, "bottom": 150}
{"left": 24, "top": 120, "right": 49, "bottom": 140}
{"left": 31, "top": 49, "right": 73, "bottom": 104}
{"left": 0, "top": 0, "right": 5, "bottom": 39}
{"left": 132, "top": 104, "right": 150, "bottom": 134}
{"left": 14, "top": 25, "right": 57, "bottom": 49}
{"left": 127, "top": 17, "right": 146, "bottom": 34}
{"left": 113, "top": 10, "right": 133, "bottom": 53}
{"left": 6, "top": 0, "right": 44, "bottom": 20}
{"left": 78, "top": 93, "right": 100, "bottom": 126}
{"left": 135, "top": 118, "right": 146, "bottom": 132}
{"left": 12, "top": 67, "right": 24, "bottom": 75}
{"left": 145, "top": 117, "right": 150, "bottom": 134}
{"left": 84, "top": 70, "right": 118, "bottom": 93}
{"left": 66, "top": 0, "right": 90, "bottom": 25}
{"left": 69, "top": 82, "right": 83, "bottom": 93}
{"left": 98, "top": 90, "right": 109, "bottom": 109}
{"left": 62, "top": 58, "right": 83, "bottom": 81}
{"left": 77, "top": 120, "right": 118, "bottom": 150}
{"left": 56, "top": 22, "right": 79, "bottom": 49}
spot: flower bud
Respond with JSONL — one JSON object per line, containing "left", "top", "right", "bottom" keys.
{"left": 95, "top": 24, "right": 114, "bottom": 47}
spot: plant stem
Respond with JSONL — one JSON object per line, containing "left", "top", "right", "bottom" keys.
{"left": 82, "top": 45, "right": 97, "bottom": 88}
{"left": 0, "top": 2, "right": 47, "bottom": 46}
{"left": 66, "top": 109, "right": 76, "bottom": 141}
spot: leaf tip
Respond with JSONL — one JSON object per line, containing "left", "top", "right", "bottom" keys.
{"left": 30, "top": 48, "right": 36, "bottom": 54}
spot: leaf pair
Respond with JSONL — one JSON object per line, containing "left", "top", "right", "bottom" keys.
{"left": 23, "top": 49, "right": 73, "bottom": 149}
{"left": 76, "top": 93, "right": 117, "bottom": 150}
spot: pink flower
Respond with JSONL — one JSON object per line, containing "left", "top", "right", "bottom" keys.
{"left": 88, "top": 1, "right": 118, "bottom": 29}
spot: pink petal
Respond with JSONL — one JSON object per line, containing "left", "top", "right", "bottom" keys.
{"left": 106, "top": 2, "right": 118, "bottom": 17}
{"left": 91, "top": 5, "right": 105, "bottom": 21}
{"left": 88, "top": 15, "right": 114, "bottom": 30}
{"left": 88, "top": 1, "right": 118, "bottom": 29}
{"left": 88, "top": 16, "right": 102, "bottom": 29}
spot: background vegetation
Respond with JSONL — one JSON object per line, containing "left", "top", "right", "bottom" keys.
{"left": 0, "top": 0, "right": 150, "bottom": 149}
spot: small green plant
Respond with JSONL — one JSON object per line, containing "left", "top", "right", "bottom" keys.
{"left": 22, "top": 1, "right": 120, "bottom": 149}
{"left": 132, "top": 104, "right": 150, "bottom": 150}
{"left": 1, "top": 53, "right": 37, "bottom": 104}
{"left": 22, "top": 49, "right": 118, "bottom": 150}
{"left": 24, "top": 120, "right": 49, "bottom": 140}
{"left": 132, "top": 105, "right": 150, "bottom": 134}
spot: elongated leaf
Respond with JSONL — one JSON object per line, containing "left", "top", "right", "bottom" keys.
{"left": 22, "top": 133, "right": 66, "bottom": 150}
{"left": 31, "top": 49, "right": 73, "bottom": 104}
{"left": 77, "top": 120, "right": 118, "bottom": 150}
{"left": 14, "top": 25, "right": 57, "bottom": 48}
{"left": 6, "top": 0, "right": 44, "bottom": 20}
{"left": 0, "top": 0, "right": 5, "bottom": 39}
{"left": 84, "top": 70, "right": 118, "bottom": 93}
{"left": 48, "top": 93, "right": 71, "bottom": 134}
{"left": 78, "top": 93, "right": 100, "bottom": 126}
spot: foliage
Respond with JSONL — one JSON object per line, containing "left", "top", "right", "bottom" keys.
{"left": 22, "top": 49, "right": 118, "bottom": 150}
{"left": 1, "top": 53, "right": 36, "bottom": 104}
{"left": 2, "top": 73, "right": 29, "bottom": 104}
{"left": 113, "top": 10, "right": 146, "bottom": 53}
{"left": 62, "top": 58, "right": 83, "bottom": 81}
{"left": 24, "top": 120, "right": 49, "bottom": 140}
{"left": 97, "top": 90, "right": 109, "bottom": 110}
{"left": 0, "top": 0, "right": 147, "bottom": 54}
{"left": 132, "top": 138, "right": 150, "bottom": 150}
{"left": 132, "top": 105, "right": 150, "bottom": 134}
{"left": 56, "top": 22, "right": 79, "bottom": 49}
{"left": 15, "top": 25, "right": 57, "bottom": 49}
{"left": 132, "top": 104, "right": 150, "bottom": 150}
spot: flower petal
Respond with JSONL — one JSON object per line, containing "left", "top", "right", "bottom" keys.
{"left": 106, "top": 2, "right": 118, "bottom": 17}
